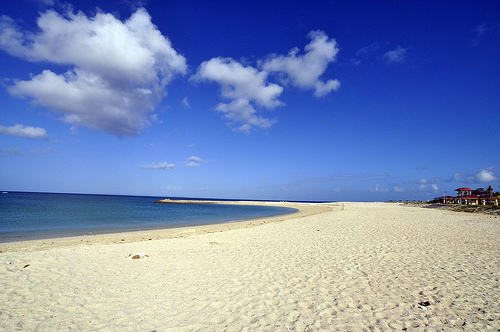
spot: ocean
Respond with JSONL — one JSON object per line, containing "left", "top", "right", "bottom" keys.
{"left": 0, "top": 192, "right": 297, "bottom": 242}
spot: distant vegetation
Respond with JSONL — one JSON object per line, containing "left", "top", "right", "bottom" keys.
{"left": 439, "top": 204, "right": 500, "bottom": 215}
{"left": 389, "top": 201, "right": 500, "bottom": 215}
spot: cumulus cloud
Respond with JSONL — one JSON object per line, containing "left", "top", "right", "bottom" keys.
{"left": 383, "top": 46, "right": 407, "bottom": 63}
{"left": 192, "top": 30, "right": 340, "bottom": 132}
{"left": 195, "top": 58, "right": 283, "bottom": 109}
{"left": 193, "top": 57, "right": 283, "bottom": 133}
{"left": 0, "top": 124, "right": 48, "bottom": 139}
{"left": 262, "top": 30, "right": 340, "bottom": 97}
{"left": 448, "top": 167, "right": 498, "bottom": 184}
{"left": 473, "top": 168, "right": 497, "bottom": 183}
{"left": 141, "top": 162, "right": 174, "bottom": 170}
{"left": 0, "top": 8, "right": 186, "bottom": 136}
{"left": 215, "top": 99, "right": 277, "bottom": 133}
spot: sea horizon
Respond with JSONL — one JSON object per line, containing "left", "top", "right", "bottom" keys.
{"left": 1, "top": 190, "right": 333, "bottom": 204}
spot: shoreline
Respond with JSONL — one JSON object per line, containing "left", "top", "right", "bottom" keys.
{"left": 0, "top": 201, "right": 332, "bottom": 253}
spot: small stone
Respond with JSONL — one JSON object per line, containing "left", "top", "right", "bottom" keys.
{"left": 127, "top": 253, "right": 148, "bottom": 259}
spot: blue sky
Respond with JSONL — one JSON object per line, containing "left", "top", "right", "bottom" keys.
{"left": 1, "top": 0, "right": 499, "bottom": 201}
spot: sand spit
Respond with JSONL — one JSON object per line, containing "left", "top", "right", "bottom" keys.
{"left": 1, "top": 202, "right": 499, "bottom": 331}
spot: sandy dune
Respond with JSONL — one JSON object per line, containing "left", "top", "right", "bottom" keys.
{"left": 1, "top": 202, "right": 499, "bottom": 331}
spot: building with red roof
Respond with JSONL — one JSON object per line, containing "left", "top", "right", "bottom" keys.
{"left": 455, "top": 187, "right": 474, "bottom": 204}
{"left": 432, "top": 187, "right": 499, "bottom": 206}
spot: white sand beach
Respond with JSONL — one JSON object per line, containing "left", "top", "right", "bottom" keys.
{"left": 1, "top": 202, "right": 499, "bottom": 331}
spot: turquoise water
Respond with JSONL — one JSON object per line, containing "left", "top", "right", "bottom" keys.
{"left": 0, "top": 192, "right": 297, "bottom": 241}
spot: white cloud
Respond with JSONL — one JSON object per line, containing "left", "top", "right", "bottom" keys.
{"left": 393, "top": 186, "right": 405, "bottom": 193}
{"left": 182, "top": 97, "right": 190, "bottom": 108}
{"left": 383, "top": 46, "right": 407, "bottom": 63}
{"left": 30, "top": 146, "right": 53, "bottom": 154}
{"left": 141, "top": 162, "right": 174, "bottom": 170}
{"left": 1, "top": 147, "right": 22, "bottom": 156}
{"left": 215, "top": 99, "right": 276, "bottom": 133}
{"left": 474, "top": 168, "right": 497, "bottom": 183}
{"left": 350, "top": 43, "right": 380, "bottom": 65}
{"left": 0, "top": 124, "right": 48, "bottom": 139}
{"left": 149, "top": 113, "right": 162, "bottom": 124}
{"left": 1, "top": 146, "right": 53, "bottom": 155}
{"left": 471, "top": 22, "right": 500, "bottom": 45}
{"left": 370, "top": 184, "right": 388, "bottom": 193}
{"left": 314, "top": 80, "right": 341, "bottom": 98}
{"left": 262, "top": 30, "right": 340, "bottom": 97}
{"left": 186, "top": 155, "right": 205, "bottom": 167}
{"left": 69, "top": 125, "right": 79, "bottom": 135}
{"left": 473, "top": 23, "right": 487, "bottom": 38}
{"left": 192, "top": 30, "right": 340, "bottom": 132}
{"left": 165, "top": 185, "right": 183, "bottom": 191}
{"left": 195, "top": 57, "right": 283, "bottom": 108}
{"left": 194, "top": 57, "right": 283, "bottom": 132}
{"left": 38, "top": 0, "right": 56, "bottom": 5}
{"left": 0, "top": 8, "right": 186, "bottom": 137}
{"left": 451, "top": 167, "right": 498, "bottom": 184}
{"left": 188, "top": 156, "right": 203, "bottom": 163}
{"left": 416, "top": 184, "right": 439, "bottom": 193}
